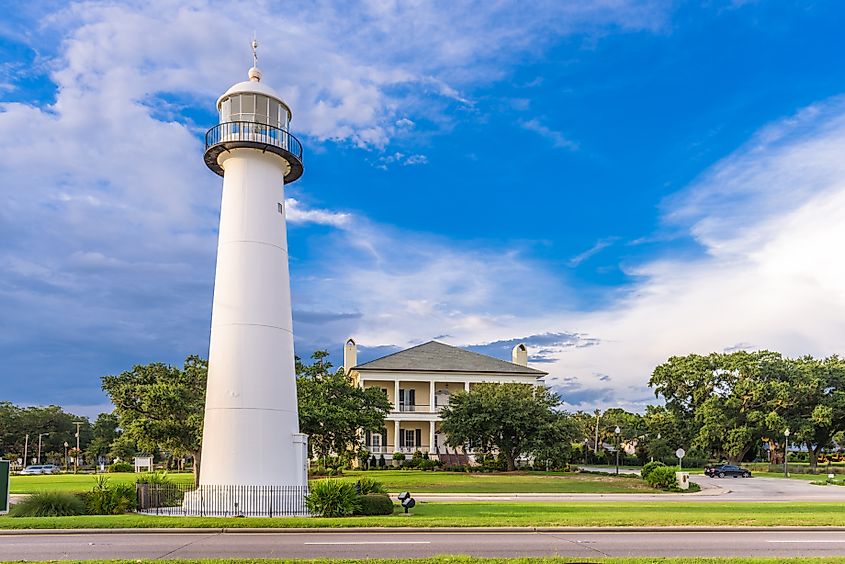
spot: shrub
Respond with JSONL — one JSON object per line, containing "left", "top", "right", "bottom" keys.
{"left": 10, "top": 492, "right": 85, "bottom": 517}
{"left": 641, "top": 461, "right": 666, "bottom": 480}
{"left": 356, "top": 477, "right": 387, "bottom": 495}
{"left": 135, "top": 471, "right": 172, "bottom": 485}
{"left": 378, "top": 455, "right": 386, "bottom": 468}
{"left": 84, "top": 475, "right": 137, "bottom": 515}
{"left": 419, "top": 459, "right": 437, "bottom": 471}
{"left": 305, "top": 479, "right": 361, "bottom": 517}
{"left": 645, "top": 465, "right": 679, "bottom": 490}
{"left": 108, "top": 462, "right": 134, "bottom": 473}
{"left": 442, "top": 464, "right": 467, "bottom": 472}
{"left": 412, "top": 450, "right": 424, "bottom": 461}
{"left": 354, "top": 493, "right": 394, "bottom": 516}
{"left": 392, "top": 452, "right": 405, "bottom": 461}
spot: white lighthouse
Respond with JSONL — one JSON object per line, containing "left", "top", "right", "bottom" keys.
{"left": 198, "top": 41, "right": 308, "bottom": 501}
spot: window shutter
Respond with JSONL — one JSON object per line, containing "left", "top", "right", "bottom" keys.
{"left": 409, "top": 389, "right": 416, "bottom": 405}
{"left": 365, "top": 431, "right": 371, "bottom": 445}
{"left": 399, "top": 430, "right": 405, "bottom": 448}
{"left": 415, "top": 429, "right": 422, "bottom": 448}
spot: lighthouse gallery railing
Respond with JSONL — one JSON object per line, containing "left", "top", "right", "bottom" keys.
{"left": 205, "top": 121, "right": 303, "bottom": 161}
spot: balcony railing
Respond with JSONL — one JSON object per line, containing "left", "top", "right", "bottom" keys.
{"left": 205, "top": 121, "right": 303, "bottom": 159}
{"left": 364, "top": 444, "right": 394, "bottom": 455}
{"left": 398, "top": 404, "right": 430, "bottom": 412}
{"left": 364, "top": 444, "right": 431, "bottom": 455}
{"left": 203, "top": 121, "right": 304, "bottom": 183}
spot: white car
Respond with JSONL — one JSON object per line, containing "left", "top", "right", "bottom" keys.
{"left": 20, "top": 464, "right": 60, "bottom": 475}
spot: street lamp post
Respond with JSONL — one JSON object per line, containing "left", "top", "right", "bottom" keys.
{"left": 23, "top": 434, "right": 29, "bottom": 468}
{"left": 64, "top": 442, "right": 69, "bottom": 473}
{"left": 614, "top": 426, "right": 621, "bottom": 475}
{"left": 37, "top": 433, "right": 49, "bottom": 465}
{"left": 74, "top": 421, "right": 84, "bottom": 474}
{"left": 784, "top": 428, "right": 790, "bottom": 478}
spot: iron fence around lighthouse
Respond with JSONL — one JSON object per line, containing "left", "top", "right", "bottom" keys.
{"left": 205, "top": 121, "right": 303, "bottom": 160}
{"left": 136, "top": 483, "right": 309, "bottom": 517}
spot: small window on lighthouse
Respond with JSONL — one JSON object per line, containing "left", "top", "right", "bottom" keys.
{"left": 220, "top": 98, "right": 231, "bottom": 122}
{"left": 241, "top": 94, "right": 255, "bottom": 117}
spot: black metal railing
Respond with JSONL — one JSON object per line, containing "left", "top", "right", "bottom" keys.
{"left": 136, "top": 483, "right": 309, "bottom": 517}
{"left": 205, "top": 121, "right": 303, "bottom": 161}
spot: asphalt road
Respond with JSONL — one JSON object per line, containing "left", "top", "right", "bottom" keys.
{"left": 4, "top": 530, "right": 845, "bottom": 560}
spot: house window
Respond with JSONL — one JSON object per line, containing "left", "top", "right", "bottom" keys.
{"left": 404, "top": 429, "right": 416, "bottom": 448}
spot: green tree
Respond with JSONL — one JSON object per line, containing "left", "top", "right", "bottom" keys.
{"left": 102, "top": 356, "right": 207, "bottom": 485}
{"left": 650, "top": 350, "right": 788, "bottom": 464}
{"left": 440, "top": 383, "right": 568, "bottom": 471}
{"left": 85, "top": 412, "right": 121, "bottom": 467}
{"left": 296, "top": 351, "right": 392, "bottom": 462}
{"left": 781, "top": 356, "right": 845, "bottom": 469}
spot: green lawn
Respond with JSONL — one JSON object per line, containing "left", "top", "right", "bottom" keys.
{"left": 9, "top": 472, "right": 196, "bottom": 494}
{"left": 336, "top": 470, "right": 660, "bottom": 493}
{"left": 11, "top": 470, "right": 660, "bottom": 495}
{"left": 2, "top": 501, "right": 844, "bottom": 529}
{"left": 14, "top": 556, "right": 845, "bottom": 564}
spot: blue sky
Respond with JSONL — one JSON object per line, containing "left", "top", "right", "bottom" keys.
{"left": 3, "top": 1, "right": 845, "bottom": 418}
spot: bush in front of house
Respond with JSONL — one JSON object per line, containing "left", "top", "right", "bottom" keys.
{"left": 641, "top": 460, "right": 666, "bottom": 481}
{"left": 107, "top": 462, "right": 134, "bottom": 473}
{"left": 306, "top": 479, "right": 361, "bottom": 517}
{"left": 645, "top": 465, "right": 679, "bottom": 490}
{"left": 392, "top": 452, "right": 405, "bottom": 462}
{"left": 419, "top": 459, "right": 438, "bottom": 471}
{"left": 9, "top": 491, "right": 85, "bottom": 517}
{"left": 354, "top": 493, "right": 394, "bottom": 515}
{"left": 378, "top": 454, "right": 386, "bottom": 468}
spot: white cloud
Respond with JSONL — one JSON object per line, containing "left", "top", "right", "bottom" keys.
{"left": 519, "top": 118, "right": 579, "bottom": 150}
{"left": 285, "top": 198, "right": 351, "bottom": 228}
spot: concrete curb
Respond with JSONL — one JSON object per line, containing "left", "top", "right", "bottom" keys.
{"left": 4, "top": 525, "right": 845, "bottom": 535}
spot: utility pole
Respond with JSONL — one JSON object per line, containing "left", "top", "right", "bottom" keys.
{"left": 37, "top": 433, "right": 48, "bottom": 465}
{"left": 23, "top": 434, "right": 29, "bottom": 468}
{"left": 74, "top": 422, "right": 83, "bottom": 474}
{"left": 593, "top": 409, "right": 600, "bottom": 455}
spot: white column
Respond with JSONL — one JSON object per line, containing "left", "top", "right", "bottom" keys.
{"left": 394, "top": 420, "right": 401, "bottom": 453}
{"left": 429, "top": 421, "right": 435, "bottom": 453}
{"left": 394, "top": 380, "right": 400, "bottom": 412}
{"left": 429, "top": 380, "right": 436, "bottom": 411}
{"left": 464, "top": 381, "right": 470, "bottom": 392}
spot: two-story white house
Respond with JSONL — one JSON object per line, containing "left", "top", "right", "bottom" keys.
{"left": 343, "top": 339, "right": 547, "bottom": 461}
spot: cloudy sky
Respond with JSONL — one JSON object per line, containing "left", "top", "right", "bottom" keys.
{"left": 3, "top": 1, "right": 845, "bottom": 418}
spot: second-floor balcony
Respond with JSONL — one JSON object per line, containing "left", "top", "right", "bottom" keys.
{"left": 398, "top": 403, "right": 431, "bottom": 413}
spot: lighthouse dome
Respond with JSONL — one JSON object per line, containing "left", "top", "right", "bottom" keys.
{"left": 216, "top": 67, "right": 293, "bottom": 129}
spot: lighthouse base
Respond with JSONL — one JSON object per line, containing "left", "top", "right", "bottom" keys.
{"left": 137, "top": 484, "right": 309, "bottom": 517}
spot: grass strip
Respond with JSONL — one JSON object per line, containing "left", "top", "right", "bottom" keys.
{"left": 2, "top": 502, "right": 845, "bottom": 529}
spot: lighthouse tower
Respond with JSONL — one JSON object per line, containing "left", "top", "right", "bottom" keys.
{"left": 199, "top": 41, "right": 307, "bottom": 496}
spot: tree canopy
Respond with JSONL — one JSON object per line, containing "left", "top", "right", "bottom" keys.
{"left": 649, "top": 351, "right": 845, "bottom": 466}
{"left": 439, "top": 383, "right": 571, "bottom": 471}
{"left": 102, "top": 355, "right": 207, "bottom": 483}
{"left": 296, "top": 350, "right": 392, "bottom": 461}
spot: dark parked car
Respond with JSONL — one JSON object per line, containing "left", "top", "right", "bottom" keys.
{"left": 705, "top": 464, "right": 751, "bottom": 478}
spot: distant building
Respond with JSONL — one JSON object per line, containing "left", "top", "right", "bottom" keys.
{"left": 344, "top": 339, "right": 547, "bottom": 461}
